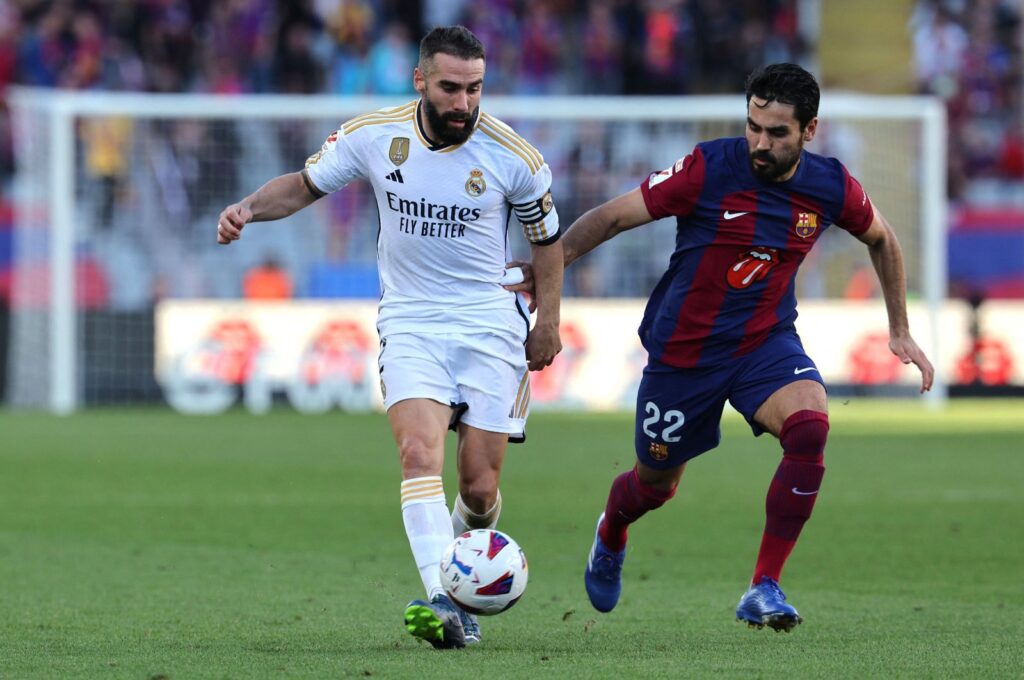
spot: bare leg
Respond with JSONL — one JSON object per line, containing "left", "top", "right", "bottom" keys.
{"left": 451, "top": 423, "right": 509, "bottom": 534}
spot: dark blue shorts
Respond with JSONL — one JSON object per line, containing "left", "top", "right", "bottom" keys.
{"left": 634, "top": 328, "right": 825, "bottom": 469}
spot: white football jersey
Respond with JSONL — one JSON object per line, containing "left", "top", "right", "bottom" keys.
{"left": 304, "top": 100, "right": 560, "bottom": 341}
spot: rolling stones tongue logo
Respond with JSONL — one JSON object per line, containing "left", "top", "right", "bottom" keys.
{"left": 727, "top": 247, "right": 779, "bottom": 289}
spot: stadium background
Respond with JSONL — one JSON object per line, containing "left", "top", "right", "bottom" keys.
{"left": 0, "top": 0, "right": 1022, "bottom": 408}
{"left": 0, "top": 2, "right": 1022, "bottom": 677}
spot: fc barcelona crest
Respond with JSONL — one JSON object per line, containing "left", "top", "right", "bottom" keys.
{"left": 795, "top": 212, "right": 818, "bottom": 238}
{"left": 465, "top": 168, "right": 487, "bottom": 197}
{"left": 389, "top": 137, "right": 410, "bottom": 166}
{"left": 648, "top": 441, "right": 669, "bottom": 461}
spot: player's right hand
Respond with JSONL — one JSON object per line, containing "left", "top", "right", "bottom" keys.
{"left": 217, "top": 203, "right": 252, "bottom": 244}
{"left": 526, "top": 320, "right": 561, "bottom": 371}
{"left": 502, "top": 260, "right": 536, "bottom": 312}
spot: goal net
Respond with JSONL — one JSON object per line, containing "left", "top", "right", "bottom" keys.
{"left": 5, "top": 89, "right": 946, "bottom": 412}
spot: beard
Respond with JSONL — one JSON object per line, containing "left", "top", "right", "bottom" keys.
{"left": 422, "top": 95, "right": 477, "bottom": 145}
{"left": 749, "top": 147, "right": 801, "bottom": 181}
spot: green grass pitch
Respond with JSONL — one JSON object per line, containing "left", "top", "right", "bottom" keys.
{"left": 1, "top": 401, "right": 1022, "bottom": 678}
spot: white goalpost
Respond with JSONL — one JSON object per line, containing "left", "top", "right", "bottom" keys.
{"left": 5, "top": 88, "right": 947, "bottom": 412}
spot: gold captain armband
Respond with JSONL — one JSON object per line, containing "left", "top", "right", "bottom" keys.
{"left": 513, "top": 190, "right": 559, "bottom": 244}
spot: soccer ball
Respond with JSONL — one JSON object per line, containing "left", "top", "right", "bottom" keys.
{"left": 439, "top": 529, "right": 528, "bottom": 615}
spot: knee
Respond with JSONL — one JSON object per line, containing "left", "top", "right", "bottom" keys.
{"left": 630, "top": 466, "right": 679, "bottom": 507}
{"left": 459, "top": 476, "right": 499, "bottom": 513}
{"left": 780, "top": 410, "right": 829, "bottom": 462}
{"left": 636, "top": 463, "right": 684, "bottom": 496}
{"left": 397, "top": 434, "right": 442, "bottom": 477}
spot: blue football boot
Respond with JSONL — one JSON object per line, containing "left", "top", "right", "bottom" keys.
{"left": 736, "top": 576, "right": 803, "bottom": 632}
{"left": 404, "top": 594, "right": 466, "bottom": 649}
{"left": 458, "top": 608, "right": 481, "bottom": 645}
{"left": 584, "top": 513, "right": 626, "bottom": 613}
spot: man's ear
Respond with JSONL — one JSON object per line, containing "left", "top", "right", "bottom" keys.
{"left": 803, "top": 117, "right": 818, "bottom": 143}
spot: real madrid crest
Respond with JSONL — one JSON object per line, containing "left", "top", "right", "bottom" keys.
{"left": 795, "top": 212, "right": 818, "bottom": 238}
{"left": 465, "top": 168, "right": 487, "bottom": 197}
{"left": 389, "top": 137, "right": 410, "bottom": 166}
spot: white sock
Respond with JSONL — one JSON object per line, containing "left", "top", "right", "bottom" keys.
{"left": 401, "top": 476, "right": 453, "bottom": 601}
{"left": 451, "top": 490, "right": 502, "bottom": 536}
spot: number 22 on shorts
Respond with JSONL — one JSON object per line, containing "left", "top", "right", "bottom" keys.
{"left": 642, "top": 401, "right": 685, "bottom": 443}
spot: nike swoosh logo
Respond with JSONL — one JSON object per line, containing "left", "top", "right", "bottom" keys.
{"left": 723, "top": 211, "right": 749, "bottom": 220}
{"left": 792, "top": 488, "right": 818, "bottom": 495}
{"left": 793, "top": 367, "right": 818, "bottom": 375}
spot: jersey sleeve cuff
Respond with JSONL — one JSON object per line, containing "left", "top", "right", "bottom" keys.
{"left": 530, "top": 230, "right": 562, "bottom": 246}
{"left": 639, "top": 178, "right": 663, "bottom": 220}
{"left": 301, "top": 169, "right": 327, "bottom": 199}
{"left": 842, "top": 204, "right": 874, "bottom": 236}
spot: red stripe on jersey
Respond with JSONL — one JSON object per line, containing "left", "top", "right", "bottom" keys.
{"left": 734, "top": 196, "right": 823, "bottom": 356}
{"left": 837, "top": 166, "right": 874, "bottom": 235}
{"left": 665, "top": 191, "right": 759, "bottom": 367}
{"left": 640, "top": 147, "right": 705, "bottom": 220}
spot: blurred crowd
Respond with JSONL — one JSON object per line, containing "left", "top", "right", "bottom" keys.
{"left": 911, "top": 0, "right": 1023, "bottom": 201}
{"left": 2, "top": 0, "right": 1021, "bottom": 195}
{"left": 0, "top": 0, "right": 1020, "bottom": 308}
{"left": 0, "top": 0, "right": 1017, "bottom": 198}
{"left": 0, "top": 0, "right": 806, "bottom": 96}
{"left": 0, "top": 0, "right": 807, "bottom": 186}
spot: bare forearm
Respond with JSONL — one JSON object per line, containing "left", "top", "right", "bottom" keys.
{"left": 530, "top": 239, "right": 564, "bottom": 326}
{"left": 869, "top": 234, "right": 910, "bottom": 334}
{"left": 563, "top": 204, "right": 623, "bottom": 267}
{"left": 856, "top": 209, "right": 934, "bottom": 392}
{"left": 563, "top": 189, "right": 652, "bottom": 267}
{"left": 242, "top": 172, "right": 319, "bottom": 222}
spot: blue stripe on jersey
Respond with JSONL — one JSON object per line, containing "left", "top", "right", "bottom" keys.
{"left": 701, "top": 147, "right": 804, "bottom": 364}
{"left": 642, "top": 243, "right": 706, "bottom": 360}
{"left": 639, "top": 176, "right": 725, "bottom": 360}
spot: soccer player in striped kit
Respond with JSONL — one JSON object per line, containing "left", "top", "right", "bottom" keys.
{"left": 509, "top": 63, "right": 934, "bottom": 631}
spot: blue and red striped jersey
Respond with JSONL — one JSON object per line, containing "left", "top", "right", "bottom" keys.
{"left": 638, "top": 136, "right": 874, "bottom": 368}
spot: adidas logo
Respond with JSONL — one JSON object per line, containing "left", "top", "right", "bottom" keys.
{"left": 385, "top": 169, "right": 404, "bottom": 183}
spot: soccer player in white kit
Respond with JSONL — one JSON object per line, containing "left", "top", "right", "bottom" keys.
{"left": 216, "top": 26, "right": 564, "bottom": 649}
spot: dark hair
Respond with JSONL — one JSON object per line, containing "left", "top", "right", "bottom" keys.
{"left": 419, "top": 25, "right": 486, "bottom": 69}
{"left": 745, "top": 63, "right": 820, "bottom": 129}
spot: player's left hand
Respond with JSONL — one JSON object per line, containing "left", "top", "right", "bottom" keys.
{"left": 890, "top": 332, "right": 934, "bottom": 393}
{"left": 502, "top": 260, "right": 536, "bottom": 312}
{"left": 526, "top": 321, "right": 561, "bottom": 371}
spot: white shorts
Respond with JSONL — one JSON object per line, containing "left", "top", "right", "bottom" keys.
{"left": 378, "top": 332, "right": 530, "bottom": 442}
